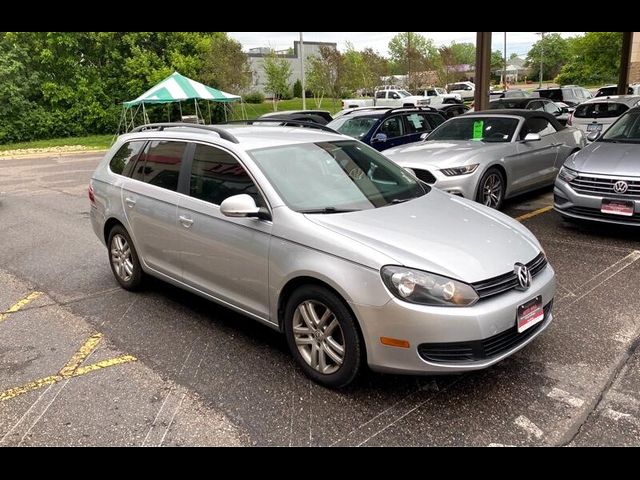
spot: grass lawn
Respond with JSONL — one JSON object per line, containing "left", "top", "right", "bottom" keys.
{"left": 0, "top": 134, "right": 113, "bottom": 153}
{"left": 230, "top": 97, "right": 343, "bottom": 119}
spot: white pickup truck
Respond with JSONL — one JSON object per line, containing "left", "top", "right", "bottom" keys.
{"left": 418, "top": 87, "right": 463, "bottom": 106}
{"left": 341, "top": 88, "right": 431, "bottom": 110}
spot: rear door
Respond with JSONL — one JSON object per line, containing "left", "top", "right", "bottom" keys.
{"left": 176, "top": 142, "right": 272, "bottom": 319}
{"left": 121, "top": 139, "right": 187, "bottom": 279}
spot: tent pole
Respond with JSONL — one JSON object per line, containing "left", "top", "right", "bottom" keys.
{"left": 224, "top": 103, "right": 228, "bottom": 122}
{"left": 179, "top": 102, "right": 183, "bottom": 121}
{"left": 167, "top": 104, "right": 171, "bottom": 122}
{"left": 207, "top": 101, "right": 212, "bottom": 125}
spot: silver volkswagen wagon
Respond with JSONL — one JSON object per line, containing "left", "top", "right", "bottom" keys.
{"left": 90, "top": 123, "right": 556, "bottom": 388}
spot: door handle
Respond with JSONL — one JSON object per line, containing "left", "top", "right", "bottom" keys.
{"left": 124, "top": 197, "right": 136, "bottom": 208}
{"left": 179, "top": 215, "right": 194, "bottom": 228}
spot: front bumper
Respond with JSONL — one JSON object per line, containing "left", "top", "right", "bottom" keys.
{"left": 554, "top": 179, "right": 640, "bottom": 226}
{"left": 352, "top": 263, "right": 556, "bottom": 375}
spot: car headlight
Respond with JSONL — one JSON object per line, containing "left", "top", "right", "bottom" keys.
{"left": 381, "top": 266, "right": 478, "bottom": 307}
{"left": 558, "top": 166, "right": 578, "bottom": 183}
{"left": 440, "top": 164, "right": 479, "bottom": 176}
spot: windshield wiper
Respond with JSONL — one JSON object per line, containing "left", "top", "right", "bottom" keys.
{"left": 389, "top": 198, "right": 411, "bottom": 204}
{"left": 298, "top": 207, "right": 361, "bottom": 214}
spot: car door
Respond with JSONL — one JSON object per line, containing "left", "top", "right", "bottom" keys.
{"left": 512, "top": 116, "right": 561, "bottom": 191}
{"left": 121, "top": 139, "right": 187, "bottom": 280}
{"left": 176, "top": 142, "right": 272, "bottom": 320}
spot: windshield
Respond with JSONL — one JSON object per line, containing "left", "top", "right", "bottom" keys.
{"left": 398, "top": 90, "right": 412, "bottom": 97}
{"left": 248, "top": 140, "right": 427, "bottom": 212}
{"left": 327, "top": 116, "right": 379, "bottom": 139}
{"left": 427, "top": 116, "right": 519, "bottom": 143}
{"left": 601, "top": 111, "right": 640, "bottom": 143}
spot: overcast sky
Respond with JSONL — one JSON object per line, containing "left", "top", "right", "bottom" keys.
{"left": 229, "top": 32, "right": 583, "bottom": 58}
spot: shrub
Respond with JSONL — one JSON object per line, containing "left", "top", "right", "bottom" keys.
{"left": 243, "top": 91, "right": 265, "bottom": 104}
{"left": 293, "top": 79, "right": 302, "bottom": 98}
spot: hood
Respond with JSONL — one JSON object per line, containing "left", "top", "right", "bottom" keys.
{"left": 306, "top": 189, "right": 541, "bottom": 283}
{"left": 384, "top": 140, "right": 507, "bottom": 169}
{"left": 566, "top": 141, "right": 640, "bottom": 177}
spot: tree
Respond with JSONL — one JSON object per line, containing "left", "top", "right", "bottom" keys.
{"left": 388, "top": 32, "right": 438, "bottom": 90}
{"left": 199, "top": 33, "right": 251, "bottom": 94}
{"left": 305, "top": 46, "right": 343, "bottom": 109}
{"left": 262, "top": 52, "right": 292, "bottom": 110}
{"left": 450, "top": 42, "right": 475, "bottom": 66}
{"left": 555, "top": 32, "right": 623, "bottom": 85}
{"left": 293, "top": 79, "right": 302, "bottom": 98}
{"left": 525, "top": 33, "right": 570, "bottom": 81}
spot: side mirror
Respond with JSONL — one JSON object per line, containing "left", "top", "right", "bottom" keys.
{"left": 523, "top": 133, "right": 541, "bottom": 142}
{"left": 220, "top": 194, "right": 262, "bottom": 218}
{"left": 587, "top": 131, "right": 600, "bottom": 142}
{"left": 419, "top": 132, "right": 430, "bottom": 141}
{"left": 553, "top": 109, "right": 561, "bottom": 116}
{"left": 372, "top": 133, "right": 388, "bottom": 143}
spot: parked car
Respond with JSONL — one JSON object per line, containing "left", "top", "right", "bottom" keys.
{"left": 341, "top": 88, "right": 430, "bottom": 109}
{"left": 486, "top": 97, "right": 570, "bottom": 125}
{"left": 566, "top": 95, "right": 640, "bottom": 137}
{"left": 446, "top": 81, "right": 476, "bottom": 101}
{"left": 534, "top": 85, "right": 592, "bottom": 107}
{"left": 384, "top": 110, "right": 585, "bottom": 209}
{"left": 490, "top": 89, "right": 531, "bottom": 100}
{"left": 595, "top": 84, "right": 640, "bottom": 97}
{"left": 418, "top": 87, "right": 463, "bottom": 105}
{"left": 433, "top": 103, "right": 469, "bottom": 119}
{"left": 326, "top": 106, "right": 446, "bottom": 151}
{"left": 90, "top": 122, "right": 556, "bottom": 388}
{"left": 257, "top": 110, "right": 333, "bottom": 125}
{"left": 554, "top": 106, "right": 640, "bottom": 226}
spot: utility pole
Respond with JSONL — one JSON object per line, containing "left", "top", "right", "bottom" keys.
{"left": 300, "top": 32, "right": 306, "bottom": 109}
{"left": 536, "top": 32, "right": 547, "bottom": 88}
{"left": 407, "top": 32, "right": 411, "bottom": 89}
{"left": 503, "top": 32, "right": 507, "bottom": 89}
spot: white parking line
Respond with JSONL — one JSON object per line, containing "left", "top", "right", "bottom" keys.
{"left": 547, "top": 387, "right": 585, "bottom": 408}
{"left": 514, "top": 415, "right": 544, "bottom": 439}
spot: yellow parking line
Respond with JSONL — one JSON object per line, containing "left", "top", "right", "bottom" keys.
{"left": 0, "top": 291, "right": 43, "bottom": 323}
{"left": 0, "top": 333, "right": 137, "bottom": 403}
{"left": 515, "top": 206, "right": 553, "bottom": 222}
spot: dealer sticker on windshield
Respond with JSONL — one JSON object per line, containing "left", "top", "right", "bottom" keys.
{"left": 472, "top": 120, "right": 484, "bottom": 140}
{"left": 517, "top": 295, "right": 544, "bottom": 333}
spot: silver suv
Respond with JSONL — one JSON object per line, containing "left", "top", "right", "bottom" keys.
{"left": 90, "top": 122, "right": 555, "bottom": 388}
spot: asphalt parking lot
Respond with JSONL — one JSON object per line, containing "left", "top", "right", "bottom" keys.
{"left": 1, "top": 152, "right": 639, "bottom": 446}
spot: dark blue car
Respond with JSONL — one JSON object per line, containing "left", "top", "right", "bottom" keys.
{"left": 326, "top": 107, "right": 446, "bottom": 151}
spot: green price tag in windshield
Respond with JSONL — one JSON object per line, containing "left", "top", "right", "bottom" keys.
{"left": 473, "top": 120, "right": 484, "bottom": 140}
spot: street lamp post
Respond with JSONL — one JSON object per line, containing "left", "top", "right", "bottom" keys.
{"left": 536, "top": 32, "right": 547, "bottom": 88}
{"left": 300, "top": 32, "right": 306, "bottom": 109}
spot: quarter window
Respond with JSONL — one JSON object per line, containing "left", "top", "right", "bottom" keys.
{"left": 109, "top": 141, "right": 145, "bottom": 176}
{"left": 189, "top": 144, "right": 263, "bottom": 207}
{"left": 131, "top": 140, "right": 186, "bottom": 191}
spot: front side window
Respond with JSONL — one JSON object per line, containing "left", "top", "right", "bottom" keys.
{"left": 377, "top": 116, "right": 405, "bottom": 138}
{"left": 428, "top": 116, "right": 519, "bottom": 143}
{"left": 248, "top": 140, "right": 426, "bottom": 212}
{"left": 132, "top": 140, "right": 186, "bottom": 191}
{"left": 189, "top": 144, "right": 263, "bottom": 206}
{"left": 520, "top": 117, "right": 557, "bottom": 138}
{"left": 543, "top": 101, "right": 561, "bottom": 116}
{"left": 109, "top": 141, "right": 146, "bottom": 176}
{"left": 601, "top": 111, "right": 640, "bottom": 143}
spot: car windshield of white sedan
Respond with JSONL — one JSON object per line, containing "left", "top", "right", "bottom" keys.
{"left": 249, "top": 140, "right": 427, "bottom": 213}
{"left": 601, "top": 111, "right": 640, "bottom": 143}
{"left": 427, "top": 117, "right": 519, "bottom": 143}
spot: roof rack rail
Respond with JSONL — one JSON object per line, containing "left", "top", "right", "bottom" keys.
{"left": 129, "top": 123, "right": 239, "bottom": 144}
{"left": 224, "top": 118, "right": 338, "bottom": 133}
{"left": 387, "top": 106, "right": 437, "bottom": 114}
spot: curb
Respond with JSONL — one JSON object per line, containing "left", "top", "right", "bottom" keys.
{"left": 0, "top": 149, "right": 109, "bottom": 160}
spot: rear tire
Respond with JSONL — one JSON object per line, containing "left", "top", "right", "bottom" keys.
{"left": 284, "top": 285, "right": 362, "bottom": 388}
{"left": 107, "top": 225, "right": 144, "bottom": 291}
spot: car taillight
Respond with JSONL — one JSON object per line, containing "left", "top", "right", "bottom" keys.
{"left": 88, "top": 181, "right": 96, "bottom": 206}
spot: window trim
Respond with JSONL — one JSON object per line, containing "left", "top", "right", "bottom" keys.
{"left": 128, "top": 138, "right": 189, "bottom": 192}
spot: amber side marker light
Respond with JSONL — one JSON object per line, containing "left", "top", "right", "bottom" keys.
{"left": 380, "top": 337, "right": 410, "bottom": 348}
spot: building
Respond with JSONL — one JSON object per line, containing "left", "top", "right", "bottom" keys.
{"left": 631, "top": 32, "right": 640, "bottom": 83}
{"left": 247, "top": 40, "right": 337, "bottom": 96}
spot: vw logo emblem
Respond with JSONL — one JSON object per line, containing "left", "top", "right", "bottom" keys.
{"left": 613, "top": 181, "right": 628, "bottom": 194}
{"left": 514, "top": 263, "right": 532, "bottom": 291}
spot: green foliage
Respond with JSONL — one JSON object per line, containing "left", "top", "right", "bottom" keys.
{"left": 388, "top": 32, "right": 438, "bottom": 89}
{"left": 244, "top": 91, "right": 265, "bottom": 104}
{"left": 525, "top": 33, "right": 570, "bottom": 81}
{"left": 199, "top": 33, "right": 252, "bottom": 94}
{"left": 306, "top": 46, "right": 344, "bottom": 110}
{"left": 449, "top": 42, "right": 475, "bottom": 66}
{"left": 293, "top": 79, "right": 302, "bottom": 98}
{"left": 555, "top": 32, "right": 622, "bottom": 85}
{"left": 0, "top": 32, "right": 247, "bottom": 144}
{"left": 262, "top": 52, "right": 292, "bottom": 109}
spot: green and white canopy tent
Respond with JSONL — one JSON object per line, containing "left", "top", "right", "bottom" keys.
{"left": 119, "top": 72, "right": 245, "bottom": 132}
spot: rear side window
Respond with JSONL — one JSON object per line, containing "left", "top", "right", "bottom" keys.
{"left": 537, "top": 89, "right": 562, "bottom": 101}
{"left": 404, "top": 113, "right": 433, "bottom": 134}
{"left": 574, "top": 102, "right": 629, "bottom": 119}
{"left": 131, "top": 140, "right": 186, "bottom": 191}
{"left": 189, "top": 144, "right": 263, "bottom": 207}
{"left": 375, "top": 91, "right": 386, "bottom": 99}
{"left": 109, "top": 141, "right": 145, "bottom": 176}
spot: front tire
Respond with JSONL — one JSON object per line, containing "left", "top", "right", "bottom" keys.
{"left": 108, "top": 225, "right": 144, "bottom": 291}
{"left": 476, "top": 167, "right": 506, "bottom": 209}
{"left": 284, "top": 285, "right": 362, "bottom": 388}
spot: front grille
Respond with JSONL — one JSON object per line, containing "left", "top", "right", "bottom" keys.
{"left": 413, "top": 168, "right": 436, "bottom": 184}
{"left": 417, "top": 302, "right": 552, "bottom": 363}
{"left": 565, "top": 206, "right": 640, "bottom": 224}
{"left": 471, "top": 253, "right": 547, "bottom": 299}
{"left": 569, "top": 175, "right": 640, "bottom": 198}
